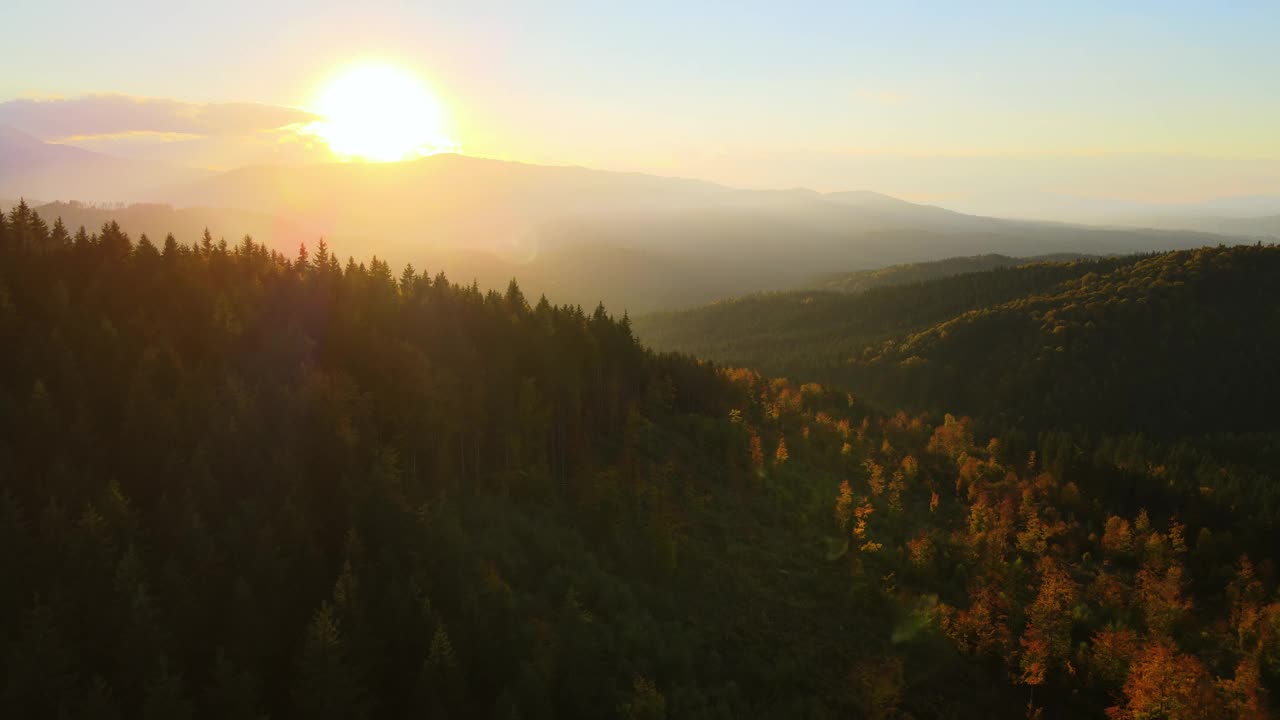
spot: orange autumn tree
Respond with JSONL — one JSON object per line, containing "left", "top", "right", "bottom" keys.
{"left": 1219, "top": 557, "right": 1274, "bottom": 719}
{"left": 1101, "top": 515, "right": 1136, "bottom": 559}
{"left": 1107, "top": 638, "right": 1217, "bottom": 720}
{"left": 940, "top": 574, "right": 1013, "bottom": 658}
{"left": 927, "top": 413, "right": 975, "bottom": 460}
{"left": 853, "top": 500, "right": 881, "bottom": 553}
{"left": 1218, "top": 658, "right": 1269, "bottom": 720}
{"left": 749, "top": 433, "right": 765, "bottom": 472}
{"left": 1135, "top": 558, "right": 1192, "bottom": 638}
{"left": 834, "top": 480, "right": 854, "bottom": 532}
{"left": 865, "top": 458, "right": 886, "bottom": 496}
{"left": 774, "top": 436, "right": 790, "bottom": 465}
{"left": 1019, "top": 556, "right": 1080, "bottom": 687}
{"left": 1089, "top": 626, "right": 1141, "bottom": 688}
{"left": 1227, "top": 556, "right": 1266, "bottom": 653}
{"left": 906, "top": 533, "right": 935, "bottom": 568}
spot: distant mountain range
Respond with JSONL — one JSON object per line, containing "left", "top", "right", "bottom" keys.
{"left": 1, "top": 126, "right": 1266, "bottom": 311}
{"left": 952, "top": 192, "right": 1280, "bottom": 232}
{"left": 0, "top": 124, "right": 208, "bottom": 201}
{"left": 1102, "top": 213, "right": 1280, "bottom": 238}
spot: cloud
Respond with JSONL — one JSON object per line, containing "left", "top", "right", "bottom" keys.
{"left": 0, "top": 94, "right": 333, "bottom": 170}
{"left": 54, "top": 130, "right": 205, "bottom": 144}
{"left": 0, "top": 94, "right": 318, "bottom": 141}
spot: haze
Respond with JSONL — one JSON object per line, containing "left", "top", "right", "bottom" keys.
{"left": 8, "top": 3, "right": 1280, "bottom": 718}
{"left": 4, "top": 1, "right": 1278, "bottom": 219}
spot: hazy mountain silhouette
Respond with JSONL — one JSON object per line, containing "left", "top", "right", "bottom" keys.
{"left": 6, "top": 149, "right": 1248, "bottom": 311}
{"left": 1105, "top": 213, "right": 1280, "bottom": 238}
{"left": 977, "top": 192, "right": 1280, "bottom": 232}
{"left": 0, "top": 125, "right": 209, "bottom": 202}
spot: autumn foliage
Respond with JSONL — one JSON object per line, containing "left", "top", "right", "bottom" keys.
{"left": 3, "top": 205, "right": 1279, "bottom": 717}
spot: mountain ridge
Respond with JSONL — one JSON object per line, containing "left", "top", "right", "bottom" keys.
{"left": 635, "top": 245, "right": 1280, "bottom": 436}
{"left": 1, "top": 133, "right": 1260, "bottom": 312}
{"left": 0, "top": 123, "right": 211, "bottom": 202}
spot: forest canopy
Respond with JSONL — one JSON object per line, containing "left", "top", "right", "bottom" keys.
{"left": 635, "top": 246, "right": 1280, "bottom": 437}
{"left": 3, "top": 201, "right": 1280, "bottom": 718}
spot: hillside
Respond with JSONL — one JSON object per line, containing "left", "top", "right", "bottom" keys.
{"left": 809, "top": 252, "right": 1096, "bottom": 293}
{"left": 634, "top": 255, "right": 1137, "bottom": 390}
{"left": 5, "top": 203, "right": 1280, "bottom": 718}
{"left": 635, "top": 246, "right": 1280, "bottom": 437}
{"left": 848, "top": 245, "right": 1280, "bottom": 435}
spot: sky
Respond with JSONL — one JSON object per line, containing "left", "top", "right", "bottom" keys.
{"left": 3, "top": 0, "right": 1279, "bottom": 215}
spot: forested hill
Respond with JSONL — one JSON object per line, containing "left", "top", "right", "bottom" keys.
{"left": 809, "top": 252, "right": 1095, "bottom": 293}
{"left": 842, "top": 245, "right": 1280, "bottom": 435}
{"left": 5, "top": 202, "right": 1280, "bottom": 719}
{"left": 633, "top": 255, "right": 1137, "bottom": 402}
{"left": 635, "top": 246, "right": 1280, "bottom": 437}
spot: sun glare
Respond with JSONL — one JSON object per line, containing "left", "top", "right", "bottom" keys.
{"left": 307, "top": 60, "right": 458, "bottom": 162}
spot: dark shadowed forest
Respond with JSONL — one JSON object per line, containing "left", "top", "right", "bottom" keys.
{"left": 636, "top": 247, "right": 1280, "bottom": 437}
{"left": 3, "top": 202, "right": 1280, "bottom": 718}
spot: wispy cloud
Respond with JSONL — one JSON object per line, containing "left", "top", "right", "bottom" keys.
{"left": 0, "top": 94, "right": 330, "bottom": 169}
{"left": 52, "top": 130, "right": 204, "bottom": 144}
{"left": 0, "top": 94, "right": 317, "bottom": 140}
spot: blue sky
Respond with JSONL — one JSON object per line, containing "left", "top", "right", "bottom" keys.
{"left": 3, "top": 1, "right": 1278, "bottom": 208}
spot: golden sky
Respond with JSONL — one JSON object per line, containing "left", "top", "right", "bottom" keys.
{"left": 3, "top": 1, "right": 1278, "bottom": 213}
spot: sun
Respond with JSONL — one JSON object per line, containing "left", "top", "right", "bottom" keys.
{"left": 306, "top": 60, "right": 458, "bottom": 162}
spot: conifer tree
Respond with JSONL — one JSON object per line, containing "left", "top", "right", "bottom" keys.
{"left": 293, "top": 603, "right": 365, "bottom": 720}
{"left": 49, "top": 217, "right": 71, "bottom": 248}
